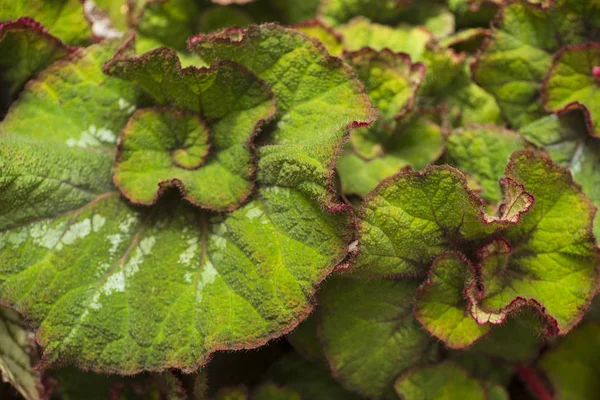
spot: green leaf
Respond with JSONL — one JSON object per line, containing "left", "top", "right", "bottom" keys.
{"left": 538, "top": 323, "right": 600, "bottom": 400}
{"left": 268, "top": 0, "right": 320, "bottom": 24}
{"left": 318, "top": 276, "right": 437, "bottom": 399}
{"left": 199, "top": 6, "right": 254, "bottom": 34}
{"left": 0, "top": 0, "right": 91, "bottom": 45}
{"left": 472, "top": 0, "right": 600, "bottom": 128}
{"left": 286, "top": 313, "right": 328, "bottom": 366}
{"left": 542, "top": 43, "right": 600, "bottom": 137}
{"left": 253, "top": 384, "right": 301, "bottom": 400}
{"left": 445, "top": 125, "right": 528, "bottom": 203}
{"left": 319, "top": 0, "right": 410, "bottom": 26}
{"left": 344, "top": 48, "right": 424, "bottom": 126}
{"left": 0, "top": 33, "right": 354, "bottom": 374}
{"left": 337, "top": 116, "right": 444, "bottom": 197}
{"left": 113, "top": 107, "right": 252, "bottom": 211}
{"left": 470, "top": 150, "right": 599, "bottom": 334}
{"left": 267, "top": 353, "right": 361, "bottom": 400}
{"left": 353, "top": 165, "right": 513, "bottom": 278}
{"left": 395, "top": 361, "right": 488, "bottom": 400}
{"left": 0, "top": 18, "right": 71, "bottom": 114}
{"left": 191, "top": 24, "right": 375, "bottom": 207}
{"left": 0, "top": 307, "right": 44, "bottom": 400}
{"left": 1, "top": 40, "right": 138, "bottom": 151}
{"left": 519, "top": 109, "right": 600, "bottom": 237}
{"left": 294, "top": 20, "right": 343, "bottom": 57}
{"left": 415, "top": 252, "right": 491, "bottom": 349}
{"left": 338, "top": 17, "right": 433, "bottom": 61}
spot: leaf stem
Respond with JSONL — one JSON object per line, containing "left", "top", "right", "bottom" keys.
{"left": 516, "top": 365, "right": 553, "bottom": 400}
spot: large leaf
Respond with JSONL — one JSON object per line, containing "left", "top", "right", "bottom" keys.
{"left": 542, "top": 43, "right": 600, "bottom": 137}
{"left": 318, "top": 276, "right": 437, "bottom": 399}
{"left": 0, "top": 0, "right": 91, "bottom": 45}
{"left": 319, "top": 0, "right": 411, "bottom": 26}
{"left": 190, "top": 24, "right": 376, "bottom": 207}
{"left": 0, "top": 307, "right": 44, "bottom": 400}
{"left": 0, "top": 37, "right": 356, "bottom": 374}
{"left": 395, "top": 361, "right": 488, "bottom": 400}
{"left": 472, "top": 0, "right": 600, "bottom": 128}
{"left": 0, "top": 18, "right": 71, "bottom": 114}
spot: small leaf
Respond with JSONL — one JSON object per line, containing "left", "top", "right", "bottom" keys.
{"left": 395, "top": 361, "right": 488, "bottom": 400}
{"left": 318, "top": 276, "right": 438, "bottom": 399}
{"left": 542, "top": 43, "right": 600, "bottom": 137}
{"left": 415, "top": 252, "right": 491, "bottom": 349}
{"left": 338, "top": 17, "right": 433, "bottom": 61}
{"left": 0, "top": 18, "right": 71, "bottom": 114}
{"left": 113, "top": 107, "right": 255, "bottom": 211}
{"left": 0, "top": 307, "right": 44, "bottom": 400}
{"left": 338, "top": 116, "right": 444, "bottom": 197}
{"left": 190, "top": 24, "right": 376, "bottom": 207}
{"left": 445, "top": 125, "right": 528, "bottom": 204}
{"left": 538, "top": 323, "right": 600, "bottom": 400}
{"left": 0, "top": 0, "right": 91, "bottom": 45}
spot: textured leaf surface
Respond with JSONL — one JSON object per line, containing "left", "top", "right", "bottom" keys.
{"left": 337, "top": 116, "right": 444, "bottom": 197}
{"left": 0, "top": 307, "right": 43, "bottom": 400}
{"left": 445, "top": 125, "right": 527, "bottom": 203}
{"left": 415, "top": 253, "right": 491, "bottom": 348}
{"left": 538, "top": 323, "right": 600, "bottom": 400}
{"left": 294, "top": 20, "right": 343, "bottom": 57}
{"left": 472, "top": 0, "right": 600, "bottom": 128}
{"left": 191, "top": 24, "right": 375, "bottom": 206}
{"left": 0, "top": 0, "right": 91, "bottom": 45}
{"left": 542, "top": 43, "right": 600, "bottom": 137}
{"left": 113, "top": 107, "right": 254, "bottom": 210}
{"left": 472, "top": 150, "right": 599, "bottom": 334}
{"left": 319, "top": 277, "right": 437, "bottom": 398}
{"left": 354, "top": 165, "right": 498, "bottom": 278}
{"left": 0, "top": 35, "right": 353, "bottom": 374}
{"left": 395, "top": 361, "right": 487, "bottom": 400}
{"left": 520, "top": 109, "right": 600, "bottom": 237}
{"left": 0, "top": 18, "right": 70, "bottom": 114}
{"left": 1, "top": 40, "right": 138, "bottom": 152}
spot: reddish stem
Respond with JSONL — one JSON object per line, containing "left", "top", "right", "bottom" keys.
{"left": 593, "top": 66, "right": 600, "bottom": 83}
{"left": 516, "top": 365, "right": 554, "bottom": 400}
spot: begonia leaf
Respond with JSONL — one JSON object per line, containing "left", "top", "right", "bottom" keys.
{"left": 538, "top": 323, "right": 600, "bottom": 400}
{"left": 113, "top": 107, "right": 251, "bottom": 211}
{"left": 337, "top": 17, "right": 433, "bottom": 61}
{"left": 542, "top": 43, "right": 600, "bottom": 137}
{"left": 0, "top": 32, "right": 356, "bottom": 375}
{"left": 0, "top": 307, "right": 44, "bottom": 400}
{"left": 353, "top": 164, "right": 527, "bottom": 278}
{"left": 445, "top": 125, "right": 528, "bottom": 203}
{"left": 395, "top": 361, "right": 488, "bottom": 400}
{"left": 0, "top": 18, "right": 71, "bottom": 114}
{"left": 469, "top": 150, "right": 599, "bottom": 334}
{"left": 472, "top": 0, "right": 600, "bottom": 128}
{"left": 0, "top": 0, "right": 91, "bottom": 45}
{"left": 415, "top": 252, "right": 491, "bottom": 349}
{"left": 519, "top": 109, "right": 600, "bottom": 237}
{"left": 337, "top": 116, "right": 444, "bottom": 197}
{"left": 268, "top": 0, "right": 320, "bottom": 24}
{"left": 318, "top": 276, "right": 438, "bottom": 399}
{"left": 190, "top": 24, "right": 376, "bottom": 207}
